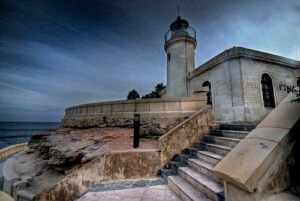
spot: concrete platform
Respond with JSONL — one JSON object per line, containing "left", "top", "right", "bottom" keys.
{"left": 76, "top": 184, "right": 182, "bottom": 201}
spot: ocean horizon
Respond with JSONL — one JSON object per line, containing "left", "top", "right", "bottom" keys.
{"left": 0, "top": 121, "right": 61, "bottom": 149}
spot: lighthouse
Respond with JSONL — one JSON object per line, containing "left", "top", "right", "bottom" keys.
{"left": 164, "top": 16, "right": 197, "bottom": 97}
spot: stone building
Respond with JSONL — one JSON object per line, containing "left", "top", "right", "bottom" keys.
{"left": 163, "top": 16, "right": 300, "bottom": 123}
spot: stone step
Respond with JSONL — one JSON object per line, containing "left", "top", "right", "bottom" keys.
{"left": 168, "top": 176, "right": 212, "bottom": 201}
{"left": 219, "top": 124, "right": 256, "bottom": 132}
{"left": 161, "top": 169, "right": 177, "bottom": 183}
{"left": 171, "top": 161, "right": 187, "bottom": 171}
{"left": 212, "top": 130, "right": 249, "bottom": 139}
{"left": 187, "top": 159, "right": 221, "bottom": 183}
{"left": 178, "top": 167, "right": 224, "bottom": 201}
{"left": 196, "top": 151, "right": 223, "bottom": 166}
{"left": 204, "top": 135, "right": 240, "bottom": 148}
{"left": 197, "top": 142, "right": 231, "bottom": 156}
{"left": 174, "top": 154, "right": 190, "bottom": 164}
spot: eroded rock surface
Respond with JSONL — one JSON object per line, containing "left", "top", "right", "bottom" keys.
{"left": 27, "top": 127, "right": 132, "bottom": 171}
{"left": 140, "top": 123, "right": 165, "bottom": 139}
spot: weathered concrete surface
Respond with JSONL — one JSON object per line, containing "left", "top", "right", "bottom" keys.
{"left": 62, "top": 97, "right": 207, "bottom": 129}
{"left": 213, "top": 92, "right": 300, "bottom": 200}
{"left": 36, "top": 149, "right": 161, "bottom": 201}
{"left": 76, "top": 184, "right": 181, "bottom": 201}
{"left": 159, "top": 105, "right": 212, "bottom": 167}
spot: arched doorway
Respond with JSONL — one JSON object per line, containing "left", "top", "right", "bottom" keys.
{"left": 261, "top": 73, "right": 275, "bottom": 108}
{"left": 202, "top": 81, "right": 212, "bottom": 105}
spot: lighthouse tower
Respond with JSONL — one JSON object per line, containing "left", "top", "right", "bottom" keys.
{"left": 164, "top": 16, "right": 197, "bottom": 97}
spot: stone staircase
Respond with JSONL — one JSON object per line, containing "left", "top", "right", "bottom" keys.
{"left": 161, "top": 124, "right": 256, "bottom": 201}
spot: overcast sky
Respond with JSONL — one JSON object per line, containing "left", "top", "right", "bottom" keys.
{"left": 0, "top": 0, "right": 299, "bottom": 122}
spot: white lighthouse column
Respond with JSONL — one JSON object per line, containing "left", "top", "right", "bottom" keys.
{"left": 164, "top": 16, "right": 197, "bottom": 97}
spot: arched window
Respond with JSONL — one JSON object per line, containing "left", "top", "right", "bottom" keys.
{"left": 261, "top": 74, "right": 275, "bottom": 108}
{"left": 202, "top": 81, "right": 212, "bottom": 105}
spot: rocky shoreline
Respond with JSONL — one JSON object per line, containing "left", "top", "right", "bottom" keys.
{"left": 3, "top": 126, "right": 159, "bottom": 200}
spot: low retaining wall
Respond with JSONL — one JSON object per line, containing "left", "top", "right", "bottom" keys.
{"left": 159, "top": 105, "right": 212, "bottom": 167}
{"left": 62, "top": 96, "right": 207, "bottom": 129}
{"left": 213, "top": 93, "right": 300, "bottom": 201}
{"left": 35, "top": 149, "right": 161, "bottom": 201}
{"left": 0, "top": 143, "right": 28, "bottom": 161}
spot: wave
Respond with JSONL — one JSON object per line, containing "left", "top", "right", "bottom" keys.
{"left": 0, "top": 134, "right": 31, "bottom": 139}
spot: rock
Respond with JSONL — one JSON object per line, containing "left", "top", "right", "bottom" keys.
{"left": 35, "top": 170, "right": 43, "bottom": 176}
{"left": 81, "top": 151, "right": 106, "bottom": 163}
{"left": 23, "top": 127, "right": 132, "bottom": 174}
{"left": 21, "top": 176, "right": 33, "bottom": 183}
{"left": 140, "top": 123, "right": 165, "bottom": 139}
{"left": 25, "top": 149, "right": 36, "bottom": 154}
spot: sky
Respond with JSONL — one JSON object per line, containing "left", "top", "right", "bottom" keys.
{"left": 0, "top": 0, "right": 299, "bottom": 122}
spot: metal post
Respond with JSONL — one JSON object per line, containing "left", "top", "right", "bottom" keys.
{"left": 133, "top": 114, "right": 140, "bottom": 148}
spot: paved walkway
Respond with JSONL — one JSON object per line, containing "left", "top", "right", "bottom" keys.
{"left": 76, "top": 179, "right": 182, "bottom": 201}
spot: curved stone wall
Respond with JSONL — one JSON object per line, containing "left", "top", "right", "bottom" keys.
{"left": 0, "top": 143, "right": 28, "bottom": 161}
{"left": 62, "top": 96, "right": 207, "bottom": 129}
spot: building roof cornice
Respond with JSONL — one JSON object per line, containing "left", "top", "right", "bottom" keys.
{"left": 189, "top": 46, "right": 300, "bottom": 79}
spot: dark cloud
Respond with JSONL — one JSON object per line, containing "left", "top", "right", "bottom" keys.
{"left": 0, "top": 0, "right": 299, "bottom": 121}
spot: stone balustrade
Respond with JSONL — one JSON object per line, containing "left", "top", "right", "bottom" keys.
{"left": 213, "top": 92, "right": 300, "bottom": 201}
{"left": 62, "top": 96, "right": 207, "bottom": 129}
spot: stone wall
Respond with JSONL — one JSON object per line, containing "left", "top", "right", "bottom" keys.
{"left": 0, "top": 143, "right": 28, "bottom": 160}
{"left": 188, "top": 47, "right": 299, "bottom": 123}
{"left": 241, "top": 57, "right": 296, "bottom": 122}
{"left": 189, "top": 58, "right": 236, "bottom": 122}
{"left": 35, "top": 149, "right": 160, "bottom": 201}
{"left": 159, "top": 105, "right": 212, "bottom": 167}
{"left": 62, "top": 97, "right": 207, "bottom": 130}
{"left": 213, "top": 92, "right": 300, "bottom": 201}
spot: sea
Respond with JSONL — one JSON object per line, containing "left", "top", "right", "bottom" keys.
{"left": 0, "top": 122, "right": 61, "bottom": 150}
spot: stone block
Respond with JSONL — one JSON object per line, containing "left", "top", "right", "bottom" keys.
{"left": 213, "top": 138, "right": 280, "bottom": 192}
{"left": 87, "top": 106, "right": 94, "bottom": 113}
{"left": 149, "top": 102, "right": 164, "bottom": 112}
{"left": 95, "top": 105, "right": 102, "bottom": 113}
{"left": 102, "top": 104, "right": 112, "bottom": 113}
{"left": 112, "top": 103, "right": 124, "bottom": 112}
{"left": 124, "top": 103, "right": 135, "bottom": 112}
{"left": 136, "top": 102, "right": 150, "bottom": 112}
{"left": 193, "top": 87, "right": 209, "bottom": 93}
{"left": 180, "top": 101, "right": 196, "bottom": 111}
{"left": 246, "top": 127, "right": 289, "bottom": 143}
{"left": 164, "top": 102, "right": 180, "bottom": 111}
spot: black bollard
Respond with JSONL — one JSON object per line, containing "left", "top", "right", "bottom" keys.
{"left": 133, "top": 114, "right": 140, "bottom": 148}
